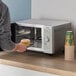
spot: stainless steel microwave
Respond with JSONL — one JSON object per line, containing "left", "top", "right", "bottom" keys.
{"left": 15, "top": 19, "right": 71, "bottom": 54}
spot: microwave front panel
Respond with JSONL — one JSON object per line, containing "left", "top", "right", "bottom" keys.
{"left": 42, "top": 26, "right": 53, "bottom": 54}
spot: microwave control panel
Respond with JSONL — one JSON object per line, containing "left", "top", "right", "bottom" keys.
{"left": 43, "top": 26, "right": 53, "bottom": 53}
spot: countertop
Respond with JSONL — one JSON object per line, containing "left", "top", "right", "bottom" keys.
{"left": 0, "top": 51, "right": 76, "bottom": 76}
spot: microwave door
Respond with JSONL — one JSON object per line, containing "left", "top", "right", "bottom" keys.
{"left": 31, "top": 27, "right": 42, "bottom": 48}
{"left": 27, "top": 27, "right": 43, "bottom": 51}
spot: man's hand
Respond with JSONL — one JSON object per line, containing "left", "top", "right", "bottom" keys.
{"left": 13, "top": 43, "right": 27, "bottom": 53}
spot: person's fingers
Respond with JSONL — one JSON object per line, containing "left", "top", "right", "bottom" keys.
{"left": 13, "top": 43, "right": 27, "bottom": 52}
{"left": 12, "top": 44, "right": 18, "bottom": 51}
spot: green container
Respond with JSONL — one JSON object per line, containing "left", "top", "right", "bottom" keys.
{"left": 65, "top": 31, "right": 74, "bottom": 46}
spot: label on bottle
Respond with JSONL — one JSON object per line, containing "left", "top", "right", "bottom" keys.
{"left": 65, "top": 31, "right": 74, "bottom": 46}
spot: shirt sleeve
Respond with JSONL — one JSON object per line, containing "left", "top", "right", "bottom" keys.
{"left": 0, "top": 2, "right": 15, "bottom": 51}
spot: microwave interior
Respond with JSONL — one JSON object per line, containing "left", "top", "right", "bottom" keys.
{"left": 15, "top": 26, "right": 42, "bottom": 48}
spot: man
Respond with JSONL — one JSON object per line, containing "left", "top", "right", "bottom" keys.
{"left": 0, "top": 0, "right": 26, "bottom": 52}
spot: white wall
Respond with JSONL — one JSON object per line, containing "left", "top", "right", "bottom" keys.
{"left": 31, "top": 0, "right": 76, "bottom": 21}
{"left": 31, "top": 0, "right": 76, "bottom": 46}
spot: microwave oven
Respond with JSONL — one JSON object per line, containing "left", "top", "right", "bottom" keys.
{"left": 14, "top": 19, "right": 71, "bottom": 54}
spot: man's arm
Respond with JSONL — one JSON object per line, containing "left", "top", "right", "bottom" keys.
{"left": 0, "top": 2, "right": 27, "bottom": 52}
{"left": 0, "top": 2, "right": 15, "bottom": 51}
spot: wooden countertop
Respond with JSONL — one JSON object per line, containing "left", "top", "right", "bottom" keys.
{"left": 0, "top": 51, "right": 76, "bottom": 76}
